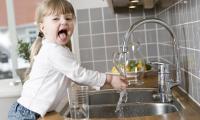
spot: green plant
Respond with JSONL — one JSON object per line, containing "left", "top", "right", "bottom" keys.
{"left": 17, "top": 40, "right": 31, "bottom": 62}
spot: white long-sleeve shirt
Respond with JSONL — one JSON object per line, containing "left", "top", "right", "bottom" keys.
{"left": 17, "top": 40, "right": 106, "bottom": 117}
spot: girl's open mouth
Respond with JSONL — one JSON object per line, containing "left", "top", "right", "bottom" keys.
{"left": 58, "top": 29, "right": 68, "bottom": 41}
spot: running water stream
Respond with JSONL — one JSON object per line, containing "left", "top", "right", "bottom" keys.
{"left": 115, "top": 65, "right": 128, "bottom": 116}
{"left": 112, "top": 51, "right": 129, "bottom": 116}
{"left": 115, "top": 89, "right": 128, "bottom": 114}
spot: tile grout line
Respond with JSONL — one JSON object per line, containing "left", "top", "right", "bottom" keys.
{"left": 102, "top": 7, "right": 109, "bottom": 72}
{"left": 88, "top": 8, "right": 95, "bottom": 70}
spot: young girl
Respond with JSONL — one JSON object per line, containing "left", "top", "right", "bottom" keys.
{"left": 8, "top": 0, "right": 127, "bottom": 119}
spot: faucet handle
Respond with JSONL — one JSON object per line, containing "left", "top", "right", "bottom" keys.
{"left": 150, "top": 62, "right": 171, "bottom": 73}
{"left": 165, "top": 79, "right": 179, "bottom": 89}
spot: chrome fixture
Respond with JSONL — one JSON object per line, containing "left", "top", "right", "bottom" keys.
{"left": 151, "top": 62, "right": 179, "bottom": 102}
{"left": 121, "top": 18, "right": 181, "bottom": 102}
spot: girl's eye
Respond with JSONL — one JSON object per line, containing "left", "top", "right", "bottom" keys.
{"left": 53, "top": 18, "right": 59, "bottom": 20}
{"left": 66, "top": 18, "right": 72, "bottom": 21}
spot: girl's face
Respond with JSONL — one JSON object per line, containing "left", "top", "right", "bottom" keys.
{"left": 40, "top": 13, "right": 74, "bottom": 45}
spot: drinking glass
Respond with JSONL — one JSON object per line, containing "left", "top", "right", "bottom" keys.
{"left": 67, "top": 84, "right": 89, "bottom": 120}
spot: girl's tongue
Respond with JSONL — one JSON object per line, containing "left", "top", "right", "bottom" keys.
{"left": 58, "top": 30, "right": 68, "bottom": 41}
{"left": 59, "top": 32, "right": 67, "bottom": 41}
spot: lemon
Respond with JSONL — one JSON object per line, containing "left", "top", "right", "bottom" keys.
{"left": 137, "top": 63, "right": 143, "bottom": 71}
{"left": 111, "top": 64, "right": 131, "bottom": 73}
{"left": 111, "top": 66, "right": 119, "bottom": 73}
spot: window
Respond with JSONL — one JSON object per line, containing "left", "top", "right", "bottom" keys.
{"left": 0, "top": 0, "right": 39, "bottom": 80}
{"left": 26, "top": 28, "right": 37, "bottom": 43}
{"left": 0, "top": 52, "right": 13, "bottom": 79}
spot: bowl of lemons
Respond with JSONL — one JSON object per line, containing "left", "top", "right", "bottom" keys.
{"left": 110, "top": 59, "right": 152, "bottom": 85}
{"left": 111, "top": 60, "right": 152, "bottom": 74}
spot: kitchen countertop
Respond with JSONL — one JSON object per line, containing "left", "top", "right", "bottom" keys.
{"left": 40, "top": 75, "right": 200, "bottom": 120}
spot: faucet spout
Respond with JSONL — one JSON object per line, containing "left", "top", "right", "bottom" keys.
{"left": 122, "top": 18, "right": 181, "bottom": 84}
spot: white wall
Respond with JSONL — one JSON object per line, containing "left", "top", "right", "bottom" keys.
{"left": 69, "top": 0, "right": 109, "bottom": 9}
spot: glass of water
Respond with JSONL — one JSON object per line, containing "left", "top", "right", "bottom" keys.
{"left": 67, "top": 84, "right": 89, "bottom": 120}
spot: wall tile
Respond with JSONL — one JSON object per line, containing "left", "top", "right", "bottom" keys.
{"left": 192, "top": 76, "right": 198, "bottom": 101}
{"left": 94, "top": 61, "right": 107, "bottom": 72}
{"left": 132, "top": 31, "right": 146, "bottom": 43}
{"left": 186, "top": 49, "right": 194, "bottom": 73}
{"left": 193, "top": 22, "right": 200, "bottom": 49}
{"left": 180, "top": 1, "right": 188, "bottom": 24}
{"left": 79, "top": 35, "right": 91, "bottom": 49}
{"left": 197, "top": 0, "right": 200, "bottom": 20}
{"left": 191, "top": 0, "right": 198, "bottom": 21}
{"left": 140, "top": 45, "right": 147, "bottom": 58}
{"left": 176, "top": 4, "right": 180, "bottom": 25}
{"left": 105, "top": 33, "right": 118, "bottom": 46}
{"left": 158, "top": 11, "right": 169, "bottom": 24}
{"left": 78, "top": 22, "right": 90, "bottom": 35}
{"left": 80, "top": 49, "right": 93, "bottom": 62}
{"left": 103, "top": 7, "right": 116, "bottom": 20}
{"left": 117, "top": 13, "right": 130, "bottom": 19}
{"left": 187, "top": 23, "right": 194, "bottom": 48}
{"left": 118, "top": 19, "right": 130, "bottom": 32}
{"left": 104, "top": 20, "right": 117, "bottom": 33}
{"left": 90, "top": 8, "right": 103, "bottom": 21}
{"left": 106, "top": 47, "right": 118, "bottom": 60}
{"left": 178, "top": 25, "right": 187, "bottom": 47}
{"left": 146, "top": 30, "right": 157, "bottom": 43}
{"left": 168, "top": 6, "right": 176, "bottom": 25}
{"left": 157, "top": 29, "right": 171, "bottom": 43}
{"left": 195, "top": 51, "right": 200, "bottom": 77}
{"left": 147, "top": 44, "right": 158, "bottom": 57}
{"left": 130, "top": 8, "right": 144, "bottom": 18}
{"left": 188, "top": 74, "right": 193, "bottom": 95}
{"left": 92, "top": 34, "right": 105, "bottom": 47}
{"left": 198, "top": 79, "right": 200, "bottom": 103}
{"left": 91, "top": 21, "right": 103, "bottom": 34}
{"left": 93, "top": 48, "right": 106, "bottom": 61}
{"left": 146, "top": 23, "right": 156, "bottom": 30}
{"left": 187, "top": 0, "right": 192, "bottom": 22}
{"left": 107, "top": 60, "right": 114, "bottom": 72}
{"left": 144, "top": 9, "right": 155, "bottom": 17}
{"left": 132, "top": 17, "right": 145, "bottom": 30}
{"left": 118, "top": 32, "right": 126, "bottom": 45}
{"left": 77, "top": 9, "right": 89, "bottom": 22}
{"left": 180, "top": 48, "right": 188, "bottom": 70}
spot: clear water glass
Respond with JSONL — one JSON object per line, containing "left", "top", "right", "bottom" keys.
{"left": 67, "top": 84, "right": 89, "bottom": 120}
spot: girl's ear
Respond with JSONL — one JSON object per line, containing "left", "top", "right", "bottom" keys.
{"left": 39, "top": 23, "right": 45, "bottom": 33}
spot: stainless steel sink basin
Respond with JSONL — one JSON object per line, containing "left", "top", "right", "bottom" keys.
{"left": 89, "top": 102, "right": 180, "bottom": 118}
{"left": 65, "top": 88, "right": 183, "bottom": 118}
{"left": 89, "top": 88, "right": 158, "bottom": 105}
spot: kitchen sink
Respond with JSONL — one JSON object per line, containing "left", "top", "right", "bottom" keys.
{"left": 65, "top": 88, "right": 183, "bottom": 118}
{"left": 89, "top": 102, "right": 181, "bottom": 118}
{"left": 89, "top": 88, "right": 158, "bottom": 105}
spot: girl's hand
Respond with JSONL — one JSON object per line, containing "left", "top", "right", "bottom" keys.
{"left": 106, "top": 74, "right": 128, "bottom": 90}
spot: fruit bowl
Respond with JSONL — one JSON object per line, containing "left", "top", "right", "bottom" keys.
{"left": 108, "top": 61, "right": 154, "bottom": 85}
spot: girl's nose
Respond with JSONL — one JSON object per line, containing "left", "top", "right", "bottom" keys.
{"left": 61, "top": 20, "right": 67, "bottom": 26}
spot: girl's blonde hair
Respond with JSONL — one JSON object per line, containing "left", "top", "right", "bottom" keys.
{"left": 25, "top": 0, "right": 75, "bottom": 80}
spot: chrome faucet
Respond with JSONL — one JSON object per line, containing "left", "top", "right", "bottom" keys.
{"left": 151, "top": 62, "right": 179, "bottom": 102}
{"left": 121, "top": 18, "right": 181, "bottom": 102}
